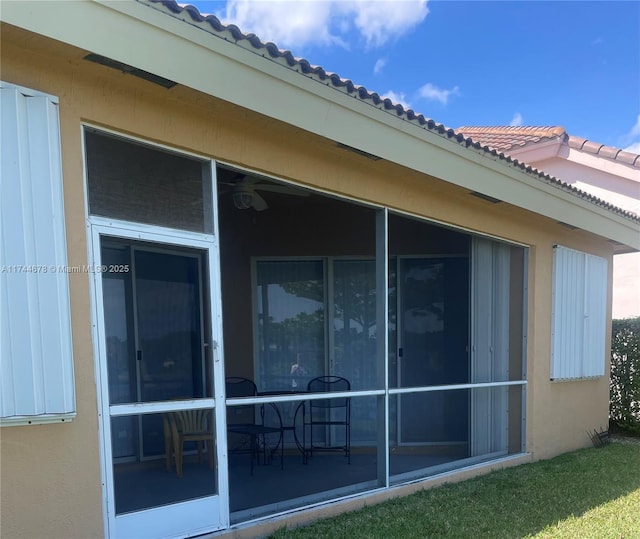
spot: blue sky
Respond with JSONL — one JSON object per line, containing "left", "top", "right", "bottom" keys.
{"left": 185, "top": 1, "right": 640, "bottom": 152}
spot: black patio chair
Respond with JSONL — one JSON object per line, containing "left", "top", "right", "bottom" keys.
{"left": 225, "top": 377, "right": 283, "bottom": 473}
{"left": 305, "top": 376, "right": 351, "bottom": 464}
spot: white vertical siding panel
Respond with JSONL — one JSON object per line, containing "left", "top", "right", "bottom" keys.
{"left": 20, "top": 93, "right": 46, "bottom": 415}
{"left": 26, "top": 96, "right": 75, "bottom": 412}
{"left": 0, "top": 83, "right": 75, "bottom": 422}
{"left": 1, "top": 87, "right": 37, "bottom": 416}
{"left": 583, "top": 254, "right": 607, "bottom": 377}
{"left": 0, "top": 87, "right": 22, "bottom": 416}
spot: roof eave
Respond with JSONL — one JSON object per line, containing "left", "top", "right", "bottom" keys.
{"left": 2, "top": 0, "right": 638, "bottom": 250}
{"left": 507, "top": 138, "right": 564, "bottom": 163}
{"left": 564, "top": 147, "right": 640, "bottom": 182}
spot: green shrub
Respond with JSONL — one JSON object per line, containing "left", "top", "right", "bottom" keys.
{"left": 610, "top": 317, "right": 640, "bottom": 433}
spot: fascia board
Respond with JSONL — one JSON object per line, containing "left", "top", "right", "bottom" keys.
{"left": 507, "top": 139, "right": 563, "bottom": 164}
{"left": 565, "top": 147, "right": 640, "bottom": 182}
{"left": 3, "top": 0, "right": 639, "bottom": 250}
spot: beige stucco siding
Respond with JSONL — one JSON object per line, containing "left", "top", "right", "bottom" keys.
{"left": 525, "top": 238, "right": 613, "bottom": 460}
{"left": 0, "top": 23, "right": 616, "bottom": 539}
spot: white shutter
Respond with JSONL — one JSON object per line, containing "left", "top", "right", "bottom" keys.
{"left": 0, "top": 82, "right": 76, "bottom": 425}
{"left": 551, "top": 245, "right": 607, "bottom": 380}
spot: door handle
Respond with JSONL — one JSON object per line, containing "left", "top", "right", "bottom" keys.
{"left": 136, "top": 350, "right": 143, "bottom": 362}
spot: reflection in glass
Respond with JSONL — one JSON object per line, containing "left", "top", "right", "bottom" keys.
{"left": 256, "top": 260, "right": 325, "bottom": 392}
{"left": 333, "top": 260, "right": 377, "bottom": 390}
{"left": 333, "top": 260, "right": 378, "bottom": 445}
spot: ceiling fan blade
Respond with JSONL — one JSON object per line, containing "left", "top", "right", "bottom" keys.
{"left": 254, "top": 184, "right": 309, "bottom": 196}
{"left": 251, "top": 192, "right": 269, "bottom": 211}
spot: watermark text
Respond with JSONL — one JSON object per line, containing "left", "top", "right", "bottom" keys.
{"left": 1, "top": 264, "right": 130, "bottom": 274}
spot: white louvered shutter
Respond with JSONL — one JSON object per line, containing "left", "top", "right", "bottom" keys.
{"left": 551, "top": 245, "right": 607, "bottom": 380}
{"left": 1, "top": 82, "right": 76, "bottom": 425}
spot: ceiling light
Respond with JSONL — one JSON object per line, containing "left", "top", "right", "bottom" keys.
{"left": 232, "top": 191, "right": 253, "bottom": 210}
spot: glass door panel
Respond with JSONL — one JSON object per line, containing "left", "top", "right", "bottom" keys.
{"left": 98, "top": 235, "right": 224, "bottom": 537}
{"left": 397, "top": 257, "right": 469, "bottom": 445}
{"left": 103, "top": 246, "right": 136, "bottom": 406}
{"left": 103, "top": 243, "right": 211, "bottom": 459}
{"left": 332, "top": 259, "right": 377, "bottom": 390}
{"left": 255, "top": 260, "right": 325, "bottom": 392}
{"left": 135, "top": 250, "right": 205, "bottom": 403}
{"left": 332, "top": 259, "right": 377, "bottom": 447}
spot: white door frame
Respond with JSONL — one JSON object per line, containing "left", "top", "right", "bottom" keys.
{"left": 88, "top": 217, "right": 230, "bottom": 539}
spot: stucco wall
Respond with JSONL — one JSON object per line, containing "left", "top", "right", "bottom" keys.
{"left": 0, "top": 23, "right": 616, "bottom": 538}
{"left": 533, "top": 156, "right": 639, "bottom": 319}
{"left": 612, "top": 252, "right": 640, "bottom": 319}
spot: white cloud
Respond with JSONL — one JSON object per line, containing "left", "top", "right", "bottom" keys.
{"left": 622, "top": 115, "right": 640, "bottom": 154}
{"left": 374, "top": 57, "right": 387, "bottom": 75}
{"left": 625, "top": 142, "right": 640, "bottom": 155}
{"left": 218, "top": 0, "right": 341, "bottom": 49}
{"left": 509, "top": 112, "right": 523, "bottom": 127}
{"left": 628, "top": 114, "right": 640, "bottom": 138}
{"left": 381, "top": 90, "right": 411, "bottom": 109}
{"left": 217, "top": 0, "right": 429, "bottom": 51}
{"left": 418, "top": 83, "right": 459, "bottom": 105}
{"left": 346, "top": 0, "right": 429, "bottom": 49}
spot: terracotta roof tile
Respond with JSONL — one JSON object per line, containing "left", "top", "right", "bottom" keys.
{"left": 139, "top": 1, "right": 639, "bottom": 224}
{"left": 617, "top": 150, "right": 640, "bottom": 166}
{"left": 456, "top": 125, "right": 567, "bottom": 152}
{"left": 582, "top": 140, "right": 605, "bottom": 154}
{"left": 455, "top": 126, "right": 567, "bottom": 152}
{"left": 567, "top": 136, "right": 587, "bottom": 150}
{"left": 458, "top": 126, "right": 640, "bottom": 170}
{"left": 599, "top": 146, "right": 621, "bottom": 159}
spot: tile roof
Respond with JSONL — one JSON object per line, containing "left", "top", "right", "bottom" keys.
{"left": 456, "top": 126, "right": 640, "bottom": 168}
{"left": 141, "top": 0, "right": 639, "bottom": 223}
{"left": 456, "top": 126, "right": 566, "bottom": 152}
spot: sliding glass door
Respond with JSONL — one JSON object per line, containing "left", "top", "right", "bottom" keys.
{"left": 396, "top": 257, "right": 469, "bottom": 445}
{"left": 255, "top": 258, "right": 380, "bottom": 391}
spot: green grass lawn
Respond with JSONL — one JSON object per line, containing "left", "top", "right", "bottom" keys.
{"left": 270, "top": 441, "right": 640, "bottom": 539}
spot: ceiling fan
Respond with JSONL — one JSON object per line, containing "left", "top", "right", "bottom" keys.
{"left": 219, "top": 175, "right": 309, "bottom": 211}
